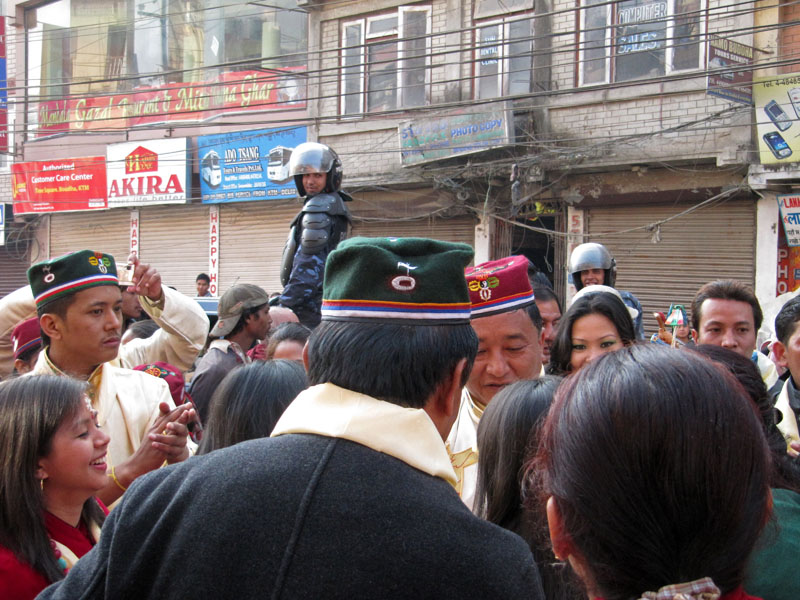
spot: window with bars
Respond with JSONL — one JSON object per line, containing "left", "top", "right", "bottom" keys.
{"left": 340, "top": 6, "right": 431, "bottom": 115}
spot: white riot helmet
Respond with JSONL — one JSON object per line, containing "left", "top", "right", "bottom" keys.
{"left": 289, "top": 142, "right": 343, "bottom": 195}
{"left": 568, "top": 243, "right": 617, "bottom": 291}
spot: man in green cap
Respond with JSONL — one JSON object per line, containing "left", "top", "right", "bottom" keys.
{"left": 39, "top": 237, "right": 544, "bottom": 600}
{"left": 25, "top": 250, "right": 199, "bottom": 506}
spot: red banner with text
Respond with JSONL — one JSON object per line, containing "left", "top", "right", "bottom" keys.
{"left": 35, "top": 68, "right": 306, "bottom": 137}
{"left": 12, "top": 157, "right": 108, "bottom": 214}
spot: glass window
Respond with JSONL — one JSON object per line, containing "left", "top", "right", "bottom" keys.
{"left": 340, "top": 6, "right": 431, "bottom": 116}
{"left": 475, "top": 16, "right": 533, "bottom": 99}
{"left": 579, "top": 0, "right": 703, "bottom": 85}
{"left": 25, "top": 0, "right": 308, "bottom": 134}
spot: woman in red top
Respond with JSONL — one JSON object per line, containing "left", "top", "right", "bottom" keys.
{"left": 0, "top": 375, "right": 109, "bottom": 600}
{"left": 531, "top": 344, "right": 771, "bottom": 600}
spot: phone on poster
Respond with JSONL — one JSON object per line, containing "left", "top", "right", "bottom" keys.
{"left": 763, "top": 131, "right": 793, "bottom": 160}
{"left": 765, "top": 100, "right": 793, "bottom": 131}
{"left": 789, "top": 88, "right": 800, "bottom": 119}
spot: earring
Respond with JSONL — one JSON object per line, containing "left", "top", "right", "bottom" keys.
{"left": 40, "top": 478, "right": 44, "bottom": 491}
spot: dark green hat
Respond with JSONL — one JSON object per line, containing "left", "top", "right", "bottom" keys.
{"left": 28, "top": 250, "right": 118, "bottom": 309}
{"left": 321, "top": 237, "right": 473, "bottom": 324}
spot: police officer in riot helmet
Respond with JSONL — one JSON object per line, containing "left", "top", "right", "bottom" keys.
{"left": 568, "top": 242, "right": 645, "bottom": 339}
{"left": 278, "top": 142, "right": 351, "bottom": 328}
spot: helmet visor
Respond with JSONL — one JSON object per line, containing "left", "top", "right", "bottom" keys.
{"left": 289, "top": 143, "right": 335, "bottom": 176}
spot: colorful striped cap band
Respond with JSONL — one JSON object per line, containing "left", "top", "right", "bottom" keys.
{"left": 465, "top": 255, "right": 535, "bottom": 319}
{"left": 321, "top": 237, "right": 474, "bottom": 324}
{"left": 28, "top": 250, "right": 119, "bottom": 309}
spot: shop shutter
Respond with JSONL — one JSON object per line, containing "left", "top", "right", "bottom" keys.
{"left": 0, "top": 247, "right": 31, "bottom": 297}
{"left": 49, "top": 210, "right": 130, "bottom": 262}
{"left": 348, "top": 189, "right": 476, "bottom": 245}
{"left": 218, "top": 200, "right": 301, "bottom": 295}
{"left": 138, "top": 203, "right": 208, "bottom": 296}
{"left": 586, "top": 197, "right": 756, "bottom": 336}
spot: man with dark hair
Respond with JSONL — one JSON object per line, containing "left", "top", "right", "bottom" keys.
{"left": 39, "top": 237, "right": 544, "bottom": 600}
{"left": 25, "top": 250, "right": 197, "bottom": 507}
{"left": 189, "top": 283, "right": 271, "bottom": 422}
{"left": 691, "top": 279, "right": 777, "bottom": 386}
{"left": 771, "top": 296, "right": 800, "bottom": 448}
{"left": 195, "top": 273, "right": 212, "bottom": 297}
{"left": 532, "top": 284, "right": 562, "bottom": 366}
{"left": 448, "top": 255, "right": 543, "bottom": 509}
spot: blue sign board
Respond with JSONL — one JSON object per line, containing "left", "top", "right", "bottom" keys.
{"left": 199, "top": 126, "right": 307, "bottom": 203}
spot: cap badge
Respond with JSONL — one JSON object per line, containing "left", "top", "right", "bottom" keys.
{"left": 468, "top": 276, "right": 499, "bottom": 301}
{"left": 391, "top": 262, "right": 417, "bottom": 292}
{"left": 42, "top": 265, "right": 55, "bottom": 283}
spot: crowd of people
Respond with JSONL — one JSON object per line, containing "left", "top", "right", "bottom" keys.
{"left": 0, "top": 143, "right": 798, "bottom": 599}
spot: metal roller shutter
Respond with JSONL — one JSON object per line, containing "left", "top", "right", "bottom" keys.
{"left": 0, "top": 249, "right": 31, "bottom": 297}
{"left": 139, "top": 204, "right": 208, "bottom": 296}
{"left": 49, "top": 210, "right": 130, "bottom": 263}
{"left": 586, "top": 197, "right": 756, "bottom": 336}
{"left": 348, "top": 189, "right": 476, "bottom": 245}
{"left": 218, "top": 200, "right": 301, "bottom": 295}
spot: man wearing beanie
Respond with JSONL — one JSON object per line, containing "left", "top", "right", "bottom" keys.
{"left": 26, "top": 250, "right": 197, "bottom": 507}
{"left": 448, "top": 255, "right": 543, "bottom": 510}
{"left": 39, "top": 238, "right": 544, "bottom": 600}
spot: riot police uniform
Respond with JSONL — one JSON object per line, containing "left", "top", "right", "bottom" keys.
{"left": 278, "top": 143, "right": 351, "bottom": 328}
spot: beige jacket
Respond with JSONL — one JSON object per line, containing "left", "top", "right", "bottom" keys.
{"left": 0, "top": 284, "right": 208, "bottom": 378}
{"left": 775, "top": 379, "right": 800, "bottom": 448}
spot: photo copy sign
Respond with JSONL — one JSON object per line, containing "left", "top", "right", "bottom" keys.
{"left": 11, "top": 157, "right": 107, "bottom": 215}
{"left": 107, "top": 138, "right": 190, "bottom": 208}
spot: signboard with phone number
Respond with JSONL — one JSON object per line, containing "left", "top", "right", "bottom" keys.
{"left": 754, "top": 74, "right": 800, "bottom": 164}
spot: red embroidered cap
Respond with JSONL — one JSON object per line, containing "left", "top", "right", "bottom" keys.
{"left": 12, "top": 317, "right": 42, "bottom": 360}
{"left": 465, "top": 255, "right": 535, "bottom": 319}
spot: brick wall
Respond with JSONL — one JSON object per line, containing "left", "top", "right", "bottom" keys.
{"left": 322, "top": 129, "right": 401, "bottom": 177}
{"left": 779, "top": 0, "right": 800, "bottom": 74}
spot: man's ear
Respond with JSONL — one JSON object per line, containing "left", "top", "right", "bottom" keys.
{"left": 772, "top": 340, "right": 789, "bottom": 369}
{"left": 302, "top": 340, "right": 310, "bottom": 372}
{"left": 691, "top": 328, "right": 699, "bottom": 343}
{"left": 423, "top": 358, "right": 467, "bottom": 439}
{"left": 39, "top": 314, "right": 62, "bottom": 342}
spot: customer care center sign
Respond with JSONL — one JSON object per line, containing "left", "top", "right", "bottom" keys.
{"left": 11, "top": 157, "right": 107, "bottom": 214}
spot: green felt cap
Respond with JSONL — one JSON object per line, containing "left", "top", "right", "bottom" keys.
{"left": 28, "top": 250, "right": 119, "bottom": 309}
{"left": 321, "top": 237, "right": 474, "bottom": 323}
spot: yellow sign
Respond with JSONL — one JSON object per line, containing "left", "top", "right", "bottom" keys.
{"left": 754, "top": 73, "right": 800, "bottom": 164}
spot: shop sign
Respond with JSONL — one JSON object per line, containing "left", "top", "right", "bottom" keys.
{"left": 107, "top": 138, "right": 190, "bottom": 208}
{"left": 399, "top": 102, "right": 512, "bottom": 166}
{"left": 209, "top": 206, "right": 219, "bottom": 296}
{"left": 199, "top": 126, "right": 306, "bottom": 203}
{"left": 35, "top": 68, "right": 306, "bottom": 139}
{"left": 706, "top": 36, "right": 753, "bottom": 106}
{"left": 11, "top": 157, "right": 107, "bottom": 215}
{"left": 0, "top": 18, "right": 8, "bottom": 154}
{"left": 130, "top": 210, "right": 139, "bottom": 256}
{"left": 778, "top": 225, "right": 800, "bottom": 295}
{"left": 0, "top": 204, "right": 4, "bottom": 246}
{"left": 754, "top": 72, "right": 800, "bottom": 165}
{"left": 778, "top": 194, "right": 800, "bottom": 247}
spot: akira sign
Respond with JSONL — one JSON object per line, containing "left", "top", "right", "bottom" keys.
{"left": 34, "top": 68, "right": 306, "bottom": 138}
{"left": 106, "top": 138, "right": 190, "bottom": 208}
{"left": 11, "top": 157, "right": 107, "bottom": 215}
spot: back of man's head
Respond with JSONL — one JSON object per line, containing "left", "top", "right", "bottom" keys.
{"left": 692, "top": 279, "right": 763, "bottom": 332}
{"left": 775, "top": 296, "right": 800, "bottom": 345}
{"left": 306, "top": 237, "right": 477, "bottom": 408}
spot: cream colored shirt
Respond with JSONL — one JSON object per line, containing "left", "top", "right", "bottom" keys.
{"left": 446, "top": 388, "right": 482, "bottom": 512}
{"left": 272, "top": 383, "right": 457, "bottom": 486}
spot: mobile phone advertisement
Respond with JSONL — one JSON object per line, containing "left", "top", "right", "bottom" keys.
{"left": 198, "top": 126, "right": 307, "bottom": 204}
{"left": 754, "top": 74, "right": 800, "bottom": 165}
{"left": 778, "top": 194, "right": 800, "bottom": 247}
